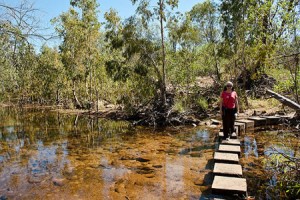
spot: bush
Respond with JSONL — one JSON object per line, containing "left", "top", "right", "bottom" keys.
{"left": 197, "top": 97, "right": 208, "bottom": 111}
{"left": 173, "top": 101, "right": 185, "bottom": 113}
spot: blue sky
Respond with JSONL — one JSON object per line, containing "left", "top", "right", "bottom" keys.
{"left": 5, "top": 0, "right": 204, "bottom": 48}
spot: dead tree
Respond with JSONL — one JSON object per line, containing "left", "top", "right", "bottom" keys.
{"left": 266, "top": 89, "right": 300, "bottom": 115}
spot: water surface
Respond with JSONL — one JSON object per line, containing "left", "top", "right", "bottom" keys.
{"left": 0, "top": 107, "right": 216, "bottom": 200}
{"left": 0, "top": 107, "right": 298, "bottom": 199}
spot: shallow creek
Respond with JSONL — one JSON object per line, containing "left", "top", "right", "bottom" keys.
{"left": 0, "top": 107, "right": 298, "bottom": 199}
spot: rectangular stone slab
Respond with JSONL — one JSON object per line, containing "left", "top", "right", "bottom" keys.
{"left": 214, "top": 152, "right": 239, "bottom": 163}
{"left": 212, "top": 176, "right": 247, "bottom": 195}
{"left": 234, "top": 122, "right": 245, "bottom": 134}
{"left": 247, "top": 116, "right": 267, "bottom": 126}
{"left": 213, "top": 163, "right": 243, "bottom": 176}
{"left": 234, "top": 126, "right": 239, "bottom": 135}
{"left": 235, "top": 119, "right": 254, "bottom": 131}
{"left": 218, "top": 132, "right": 224, "bottom": 137}
{"left": 218, "top": 144, "right": 241, "bottom": 155}
{"left": 221, "top": 139, "right": 240, "bottom": 146}
{"left": 261, "top": 116, "right": 281, "bottom": 125}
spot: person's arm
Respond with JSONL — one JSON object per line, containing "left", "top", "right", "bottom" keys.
{"left": 235, "top": 95, "right": 239, "bottom": 113}
{"left": 219, "top": 92, "right": 223, "bottom": 115}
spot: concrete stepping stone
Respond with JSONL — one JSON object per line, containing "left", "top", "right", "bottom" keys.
{"left": 235, "top": 119, "right": 254, "bottom": 131}
{"left": 234, "top": 126, "right": 239, "bottom": 135}
{"left": 214, "top": 152, "right": 239, "bottom": 163}
{"left": 261, "top": 116, "right": 281, "bottom": 125}
{"left": 218, "top": 132, "right": 224, "bottom": 138}
{"left": 212, "top": 176, "right": 247, "bottom": 195}
{"left": 235, "top": 122, "right": 245, "bottom": 135}
{"left": 213, "top": 163, "right": 243, "bottom": 176}
{"left": 218, "top": 144, "right": 241, "bottom": 155}
{"left": 221, "top": 139, "right": 240, "bottom": 146}
{"left": 247, "top": 116, "right": 267, "bottom": 126}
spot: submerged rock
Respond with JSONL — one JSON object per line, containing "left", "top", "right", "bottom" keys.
{"left": 52, "top": 178, "right": 66, "bottom": 186}
{"left": 135, "top": 157, "right": 150, "bottom": 162}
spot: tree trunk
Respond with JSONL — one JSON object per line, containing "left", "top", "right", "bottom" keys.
{"left": 294, "top": 22, "right": 299, "bottom": 103}
{"left": 72, "top": 80, "right": 82, "bottom": 108}
{"left": 96, "top": 90, "right": 99, "bottom": 112}
{"left": 159, "top": 0, "right": 167, "bottom": 107}
{"left": 56, "top": 89, "right": 59, "bottom": 105}
{"left": 266, "top": 89, "right": 300, "bottom": 113}
{"left": 213, "top": 44, "right": 220, "bottom": 81}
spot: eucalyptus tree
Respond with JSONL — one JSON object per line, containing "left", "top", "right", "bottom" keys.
{"left": 189, "top": 0, "right": 220, "bottom": 80}
{"left": 104, "top": 10, "right": 159, "bottom": 111}
{"left": 52, "top": 0, "right": 100, "bottom": 108}
{"left": 0, "top": 0, "right": 48, "bottom": 102}
{"left": 220, "top": 0, "right": 299, "bottom": 76}
{"left": 70, "top": 0, "right": 101, "bottom": 102}
{"left": 274, "top": 2, "right": 300, "bottom": 103}
{"left": 219, "top": 0, "right": 300, "bottom": 109}
{"left": 36, "top": 46, "right": 65, "bottom": 104}
{"left": 167, "top": 13, "right": 201, "bottom": 93}
{"left": 130, "top": 0, "right": 179, "bottom": 108}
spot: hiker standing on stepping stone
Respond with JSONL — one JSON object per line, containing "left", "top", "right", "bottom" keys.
{"left": 220, "top": 81, "right": 239, "bottom": 140}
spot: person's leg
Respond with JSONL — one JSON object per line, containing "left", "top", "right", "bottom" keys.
{"left": 228, "top": 109, "right": 236, "bottom": 136}
{"left": 223, "top": 111, "right": 230, "bottom": 139}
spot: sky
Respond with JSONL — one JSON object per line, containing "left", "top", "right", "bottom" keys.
{"left": 5, "top": 0, "right": 204, "bottom": 48}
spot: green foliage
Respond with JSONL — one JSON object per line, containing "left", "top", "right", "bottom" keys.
{"left": 263, "top": 144, "right": 300, "bottom": 199}
{"left": 0, "top": 0, "right": 299, "bottom": 119}
{"left": 35, "top": 46, "right": 66, "bottom": 102}
{"left": 173, "top": 100, "right": 185, "bottom": 113}
{"left": 52, "top": 0, "right": 102, "bottom": 107}
{"left": 197, "top": 97, "right": 208, "bottom": 111}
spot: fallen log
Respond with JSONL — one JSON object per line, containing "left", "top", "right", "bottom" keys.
{"left": 266, "top": 89, "right": 300, "bottom": 113}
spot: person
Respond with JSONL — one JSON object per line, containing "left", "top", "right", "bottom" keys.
{"left": 219, "top": 81, "right": 239, "bottom": 140}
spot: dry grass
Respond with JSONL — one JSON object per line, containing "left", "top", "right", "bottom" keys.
{"left": 245, "top": 98, "right": 282, "bottom": 115}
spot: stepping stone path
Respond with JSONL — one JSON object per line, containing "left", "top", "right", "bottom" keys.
{"left": 247, "top": 116, "right": 267, "bottom": 126}
{"left": 261, "top": 116, "right": 281, "bottom": 125}
{"left": 235, "top": 119, "right": 255, "bottom": 131}
{"left": 209, "top": 115, "right": 288, "bottom": 197}
{"left": 212, "top": 128, "right": 246, "bottom": 197}
{"left": 234, "top": 122, "right": 245, "bottom": 135}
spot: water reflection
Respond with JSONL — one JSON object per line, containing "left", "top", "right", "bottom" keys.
{"left": 242, "top": 131, "right": 299, "bottom": 199}
{"left": 244, "top": 136, "right": 258, "bottom": 158}
{"left": 264, "top": 145, "right": 294, "bottom": 158}
{"left": 0, "top": 107, "right": 215, "bottom": 199}
{"left": 195, "top": 130, "right": 210, "bottom": 142}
